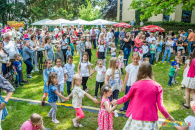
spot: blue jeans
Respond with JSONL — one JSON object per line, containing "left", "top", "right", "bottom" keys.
{"left": 66, "top": 81, "right": 72, "bottom": 95}
{"left": 168, "top": 75, "right": 173, "bottom": 86}
{"left": 162, "top": 49, "right": 171, "bottom": 63}
{"left": 188, "top": 41, "right": 195, "bottom": 55}
{"left": 123, "top": 47, "right": 131, "bottom": 66}
{"left": 18, "top": 49, "right": 23, "bottom": 57}
{"left": 15, "top": 71, "right": 22, "bottom": 85}
{"left": 71, "top": 50, "right": 74, "bottom": 56}
{"left": 123, "top": 86, "right": 131, "bottom": 110}
{"left": 115, "top": 37, "right": 119, "bottom": 46}
{"left": 24, "top": 58, "right": 33, "bottom": 74}
{"left": 150, "top": 53, "right": 155, "bottom": 64}
{"left": 2, "top": 64, "right": 9, "bottom": 76}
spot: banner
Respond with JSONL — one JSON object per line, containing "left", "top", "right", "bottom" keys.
{"left": 7, "top": 21, "right": 24, "bottom": 29}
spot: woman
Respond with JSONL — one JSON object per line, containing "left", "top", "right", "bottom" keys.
{"left": 30, "top": 35, "right": 39, "bottom": 72}
{"left": 134, "top": 33, "right": 143, "bottom": 50}
{"left": 114, "top": 28, "right": 119, "bottom": 46}
{"left": 112, "top": 62, "right": 175, "bottom": 129}
{"left": 123, "top": 32, "right": 132, "bottom": 66}
{"left": 70, "top": 31, "right": 76, "bottom": 50}
{"left": 162, "top": 36, "right": 174, "bottom": 63}
{"left": 176, "top": 36, "right": 184, "bottom": 52}
{"left": 77, "top": 28, "right": 83, "bottom": 38}
{"left": 0, "top": 41, "right": 10, "bottom": 76}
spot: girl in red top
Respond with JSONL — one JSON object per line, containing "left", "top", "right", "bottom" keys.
{"left": 112, "top": 62, "right": 175, "bottom": 129}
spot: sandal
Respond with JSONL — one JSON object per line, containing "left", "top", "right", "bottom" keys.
{"left": 72, "top": 119, "right": 78, "bottom": 127}
{"left": 182, "top": 103, "right": 189, "bottom": 109}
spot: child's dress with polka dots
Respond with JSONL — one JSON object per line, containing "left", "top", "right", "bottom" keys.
{"left": 98, "top": 98, "right": 113, "bottom": 130}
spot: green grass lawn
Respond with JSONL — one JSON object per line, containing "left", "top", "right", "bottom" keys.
{"left": 2, "top": 45, "right": 194, "bottom": 130}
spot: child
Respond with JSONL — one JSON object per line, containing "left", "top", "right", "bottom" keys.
{"left": 105, "top": 57, "right": 123, "bottom": 117}
{"left": 20, "top": 113, "right": 46, "bottom": 130}
{"left": 119, "top": 52, "right": 140, "bottom": 112}
{"left": 16, "top": 39, "right": 23, "bottom": 57}
{"left": 47, "top": 72, "right": 69, "bottom": 123}
{"left": 111, "top": 43, "right": 116, "bottom": 57}
{"left": 138, "top": 48, "right": 143, "bottom": 64}
{"left": 181, "top": 49, "right": 187, "bottom": 63}
{"left": 150, "top": 40, "right": 157, "bottom": 65}
{"left": 68, "top": 74, "right": 99, "bottom": 127}
{"left": 90, "top": 59, "right": 106, "bottom": 98}
{"left": 143, "top": 57, "right": 149, "bottom": 63}
{"left": 142, "top": 41, "right": 149, "bottom": 58}
{"left": 172, "top": 58, "right": 180, "bottom": 84}
{"left": 66, "top": 45, "right": 72, "bottom": 58}
{"left": 79, "top": 36, "right": 85, "bottom": 61}
{"left": 98, "top": 39, "right": 106, "bottom": 67}
{"left": 53, "top": 58, "right": 67, "bottom": 103}
{"left": 70, "top": 41, "right": 74, "bottom": 56}
{"left": 107, "top": 38, "right": 112, "bottom": 54}
{"left": 77, "top": 52, "right": 92, "bottom": 92}
{"left": 44, "top": 36, "right": 55, "bottom": 63}
{"left": 24, "top": 31, "right": 29, "bottom": 40}
{"left": 55, "top": 45, "right": 64, "bottom": 66}
{"left": 98, "top": 85, "right": 116, "bottom": 130}
{"left": 118, "top": 50, "right": 125, "bottom": 74}
{"left": 168, "top": 61, "right": 180, "bottom": 86}
{"left": 85, "top": 37, "right": 92, "bottom": 62}
{"left": 64, "top": 55, "right": 75, "bottom": 95}
{"left": 172, "top": 35, "right": 178, "bottom": 55}
{"left": 41, "top": 58, "right": 55, "bottom": 106}
{"left": 13, "top": 54, "right": 23, "bottom": 88}
{"left": 156, "top": 36, "right": 163, "bottom": 62}
{"left": 75, "top": 38, "right": 80, "bottom": 56}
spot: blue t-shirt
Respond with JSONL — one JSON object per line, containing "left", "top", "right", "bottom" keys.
{"left": 183, "top": 32, "right": 188, "bottom": 42}
{"left": 172, "top": 38, "right": 178, "bottom": 46}
{"left": 13, "top": 60, "right": 22, "bottom": 72}
{"left": 48, "top": 84, "right": 57, "bottom": 103}
{"left": 114, "top": 31, "right": 119, "bottom": 38}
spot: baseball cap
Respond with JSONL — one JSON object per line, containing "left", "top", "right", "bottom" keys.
{"left": 171, "top": 61, "right": 178, "bottom": 66}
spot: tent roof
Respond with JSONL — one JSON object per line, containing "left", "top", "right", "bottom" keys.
{"left": 32, "top": 19, "right": 52, "bottom": 25}
{"left": 61, "top": 19, "right": 92, "bottom": 25}
{"left": 45, "top": 19, "right": 71, "bottom": 26}
{"left": 90, "top": 19, "right": 117, "bottom": 25}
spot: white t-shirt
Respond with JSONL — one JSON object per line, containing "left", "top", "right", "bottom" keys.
{"left": 53, "top": 66, "right": 66, "bottom": 84}
{"left": 79, "top": 61, "right": 91, "bottom": 77}
{"left": 63, "top": 28, "right": 67, "bottom": 32}
{"left": 54, "top": 28, "right": 59, "bottom": 35}
{"left": 118, "top": 55, "right": 123, "bottom": 63}
{"left": 85, "top": 41, "right": 91, "bottom": 49}
{"left": 107, "top": 32, "right": 114, "bottom": 41}
{"left": 146, "top": 37, "right": 156, "bottom": 43}
{"left": 95, "top": 66, "right": 106, "bottom": 82}
{"left": 184, "top": 116, "right": 195, "bottom": 130}
{"left": 142, "top": 45, "right": 149, "bottom": 55}
{"left": 107, "top": 42, "right": 111, "bottom": 48}
{"left": 72, "top": 85, "right": 86, "bottom": 108}
{"left": 106, "top": 69, "right": 121, "bottom": 91}
{"left": 125, "top": 63, "right": 140, "bottom": 86}
{"left": 60, "top": 38, "right": 67, "bottom": 49}
{"left": 98, "top": 45, "right": 105, "bottom": 52}
{"left": 111, "top": 47, "right": 116, "bottom": 56}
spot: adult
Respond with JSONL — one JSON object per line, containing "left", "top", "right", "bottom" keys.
{"left": 123, "top": 33, "right": 132, "bottom": 66}
{"left": 53, "top": 26, "right": 59, "bottom": 40}
{"left": 95, "top": 27, "right": 100, "bottom": 38}
{"left": 178, "top": 30, "right": 183, "bottom": 37}
{"left": 134, "top": 33, "right": 143, "bottom": 49}
{"left": 119, "top": 28, "right": 126, "bottom": 50}
{"left": 112, "top": 62, "right": 175, "bottom": 129}
{"left": 74, "top": 28, "right": 78, "bottom": 37}
{"left": 68, "top": 28, "right": 72, "bottom": 35}
{"left": 16, "top": 29, "right": 21, "bottom": 40}
{"left": 146, "top": 33, "right": 156, "bottom": 45}
{"left": 59, "top": 34, "right": 67, "bottom": 64}
{"left": 162, "top": 36, "right": 174, "bottom": 63}
{"left": 77, "top": 28, "right": 83, "bottom": 38}
{"left": 140, "top": 21, "right": 144, "bottom": 26}
{"left": 182, "top": 30, "right": 188, "bottom": 50}
{"left": 0, "top": 40, "right": 10, "bottom": 75}
{"left": 19, "top": 26, "right": 23, "bottom": 34}
{"left": 30, "top": 35, "right": 39, "bottom": 72}
{"left": 131, "top": 28, "right": 135, "bottom": 35}
{"left": 187, "top": 29, "right": 195, "bottom": 55}
{"left": 90, "top": 27, "right": 96, "bottom": 49}
{"left": 134, "top": 28, "right": 140, "bottom": 37}
{"left": 171, "top": 30, "right": 174, "bottom": 37}
{"left": 130, "top": 19, "right": 135, "bottom": 26}
{"left": 107, "top": 28, "right": 114, "bottom": 42}
{"left": 114, "top": 28, "right": 119, "bottom": 47}
{"left": 145, "top": 31, "right": 150, "bottom": 38}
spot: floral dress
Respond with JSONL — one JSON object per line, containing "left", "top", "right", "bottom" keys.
{"left": 44, "top": 44, "right": 54, "bottom": 62}
{"left": 98, "top": 98, "right": 113, "bottom": 130}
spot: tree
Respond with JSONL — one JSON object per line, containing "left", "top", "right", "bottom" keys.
{"left": 129, "top": 0, "right": 195, "bottom": 20}
{"left": 102, "top": 0, "right": 117, "bottom": 20}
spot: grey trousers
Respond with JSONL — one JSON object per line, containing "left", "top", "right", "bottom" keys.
{"left": 49, "top": 102, "right": 57, "bottom": 120}
{"left": 156, "top": 51, "right": 161, "bottom": 62}
{"left": 172, "top": 70, "right": 178, "bottom": 83}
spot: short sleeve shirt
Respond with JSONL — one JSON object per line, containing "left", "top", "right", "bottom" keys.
{"left": 48, "top": 85, "right": 57, "bottom": 103}
{"left": 20, "top": 120, "right": 40, "bottom": 130}
{"left": 106, "top": 69, "right": 121, "bottom": 91}
{"left": 169, "top": 67, "right": 176, "bottom": 77}
{"left": 184, "top": 116, "right": 195, "bottom": 130}
{"left": 111, "top": 47, "right": 116, "bottom": 56}
{"left": 53, "top": 66, "right": 66, "bottom": 84}
{"left": 72, "top": 86, "right": 86, "bottom": 108}
{"left": 95, "top": 66, "right": 106, "bottom": 82}
{"left": 150, "top": 44, "right": 157, "bottom": 53}
{"left": 60, "top": 38, "right": 67, "bottom": 49}
{"left": 125, "top": 63, "right": 140, "bottom": 86}
{"left": 64, "top": 63, "right": 75, "bottom": 82}
{"left": 183, "top": 32, "right": 188, "bottom": 42}
{"left": 119, "top": 31, "right": 125, "bottom": 39}
{"left": 54, "top": 28, "right": 59, "bottom": 35}
{"left": 13, "top": 60, "right": 22, "bottom": 72}
{"left": 98, "top": 45, "right": 105, "bottom": 52}
{"left": 79, "top": 61, "right": 91, "bottom": 77}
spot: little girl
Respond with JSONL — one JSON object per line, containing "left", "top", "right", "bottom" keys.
{"left": 85, "top": 37, "right": 92, "bottom": 62}
{"left": 105, "top": 57, "right": 123, "bottom": 117}
{"left": 53, "top": 58, "right": 67, "bottom": 103}
{"left": 119, "top": 52, "right": 140, "bottom": 112}
{"left": 47, "top": 72, "right": 68, "bottom": 123}
{"left": 90, "top": 59, "right": 106, "bottom": 98}
{"left": 68, "top": 74, "right": 99, "bottom": 127}
{"left": 44, "top": 36, "right": 55, "bottom": 63}
{"left": 20, "top": 113, "right": 46, "bottom": 130}
{"left": 24, "top": 31, "right": 29, "bottom": 40}
{"left": 79, "top": 36, "right": 85, "bottom": 61}
{"left": 77, "top": 52, "right": 92, "bottom": 92}
{"left": 75, "top": 37, "right": 80, "bottom": 56}
{"left": 98, "top": 85, "right": 116, "bottom": 130}
{"left": 138, "top": 48, "right": 143, "bottom": 64}
{"left": 118, "top": 50, "right": 125, "bottom": 74}
{"left": 111, "top": 43, "right": 116, "bottom": 57}
{"left": 98, "top": 39, "right": 106, "bottom": 67}
{"left": 41, "top": 58, "right": 55, "bottom": 106}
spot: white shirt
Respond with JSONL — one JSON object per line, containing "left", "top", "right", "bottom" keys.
{"left": 107, "top": 32, "right": 114, "bottom": 41}
{"left": 146, "top": 37, "right": 156, "bottom": 43}
{"left": 106, "top": 69, "right": 121, "bottom": 91}
{"left": 184, "top": 116, "right": 195, "bottom": 130}
{"left": 3, "top": 41, "right": 19, "bottom": 60}
{"left": 63, "top": 28, "right": 67, "bottom": 32}
{"left": 60, "top": 38, "right": 67, "bottom": 49}
{"left": 142, "top": 45, "right": 149, "bottom": 55}
{"left": 95, "top": 66, "right": 106, "bottom": 82}
{"left": 111, "top": 47, "right": 116, "bottom": 56}
{"left": 53, "top": 66, "right": 66, "bottom": 84}
{"left": 79, "top": 61, "right": 91, "bottom": 77}
{"left": 85, "top": 41, "right": 91, "bottom": 49}
{"left": 54, "top": 28, "right": 59, "bottom": 35}
{"left": 125, "top": 63, "right": 140, "bottom": 86}
{"left": 118, "top": 55, "right": 123, "bottom": 63}
{"left": 98, "top": 45, "right": 105, "bottom": 52}
{"left": 72, "top": 85, "right": 86, "bottom": 108}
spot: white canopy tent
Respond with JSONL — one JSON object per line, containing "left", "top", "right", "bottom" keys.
{"left": 45, "top": 19, "right": 71, "bottom": 26}
{"left": 90, "top": 19, "right": 117, "bottom": 25}
{"left": 32, "top": 19, "right": 52, "bottom": 26}
{"left": 61, "top": 19, "right": 92, "bottom": 26}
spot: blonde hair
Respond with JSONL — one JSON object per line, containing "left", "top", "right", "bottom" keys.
{"left": 132, "top": 52, "right": 140, "bottom": 59}
{"left": 109, "top": 57, "right": 120, "bottom": 80}
{"left": 157, "top": 36, "right": 162, "bottom": 43}
{"left": 30, "top": 113, "right": 42, "bottom": 124}
{"left": 72, "top": 74, "right": 82, "bottom": 89}
{"left": 111, "top": 43, "right": 115, "bottom": 48}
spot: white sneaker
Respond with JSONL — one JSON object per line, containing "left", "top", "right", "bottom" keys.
{"left": 52, "top": 119, "right": 59, "bottom": 123}
{"left": 31, "top": 70, "right": 34, "bottom": 73}
{"left": 114, "top": 111, "right": 119, "bottom": 118}
{"left": 35, "top": 69, "right": 39, "bottom": 71}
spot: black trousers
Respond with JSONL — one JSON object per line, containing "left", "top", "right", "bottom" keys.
{"left": 93, "top": 39, "right": 96, "bottom": 49}
{"left": 62, "top": 49, "right": 67, "bottom": 64}
{"left": 95, "top": 81, "right": 104, "bottom": 96}
{"left": 85, "top": 49, "right": 92, "bottom": 62}
{"left": 82, "top": 77, "right": 88, "bottom": 90}
{"left": 108, "top": 90, "right": 119, "bottom": 102}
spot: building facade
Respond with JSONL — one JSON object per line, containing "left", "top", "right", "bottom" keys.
{"left": 117, "top": 0, "right": 195, "bottom": 23}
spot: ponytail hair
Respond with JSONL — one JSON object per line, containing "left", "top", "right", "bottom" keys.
{"left": 100, "top": 85, "right": 112, "bottom": 98}
{"left": 72, "top": 74, "right": 82, "bottom": 89}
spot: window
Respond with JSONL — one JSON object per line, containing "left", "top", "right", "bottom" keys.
{"left": 163, "top": 12, "right": 170, "bottom": 21}
{"left": 119, "top": 0, "right": 123, "bottom": 21}
{"left": 181, "top": 10, "right": 192, "bottom": 23}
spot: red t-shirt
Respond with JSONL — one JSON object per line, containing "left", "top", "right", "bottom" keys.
{"left": 74, "top": 31, "right": 78, "bottom": 36}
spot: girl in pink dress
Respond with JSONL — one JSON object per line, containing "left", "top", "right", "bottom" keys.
{"left": 98, "top": 85, "right": 116, "bottom": 130}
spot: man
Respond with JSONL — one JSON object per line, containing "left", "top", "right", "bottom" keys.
{"left": 19, "top": 26, "right": 23, "bottom": 34}
{"left": 187, "top": 29, "right": 195, "bottom": 55}
{"left": 140, "top": 21, "right": 144, "bottom": 26}
{"left": 53, "top": 26, "right": 59, "bottom": 40}
{"left": 178, "top": 30, "right": 183, "bottom": 37}
{"left": 90, "top": 27, "right": 96, "bottom": 49}
{"left": 107, "top": 28, "right": 114, "bottom": 41}
{"left": 146, "top": 33, "right": 156, "bottom": 44}
{"left": 182, "top": 30, "right": 188, "bottom": 52}
{"left": 119, "top": 28, "right": 126, "bottom": 49}
{"left": 134, "top": 28, "right": 140, "bottom": 37}
{"left": 74, "top": 28, "right": 78, "bottom": 37}
{"left": 81, "top": 25, "right": 84, "bottom": 32}
{"left": 130, "top": 19, "right": 135, "bottom": 26}
{"left": 69, "top": 28, "right": 72, "bottom": 35}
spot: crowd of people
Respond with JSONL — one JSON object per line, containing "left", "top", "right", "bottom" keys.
{"left": 0, "top": 24, "right": 195, "bottom": 130}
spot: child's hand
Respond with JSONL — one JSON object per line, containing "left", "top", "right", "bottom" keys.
{"left": 121, "top": 86, "right": 125, "bottom": 92}
{"left": 111, "top": 99, "right": 117, "bottom": 106}
{"left": 93, "top": 98, "right": 99, "bottom": 104}
{"left": 89, "top": 75, "right": 92, "bottom": 79}
{"left": 166, "top": 115, "right": 175, "bottom": 122}
{"left": 64, "top": 97, "right": 69, "bottom": 101}
{"left": 64, "top": 78, "right": 67, "bottom": 82}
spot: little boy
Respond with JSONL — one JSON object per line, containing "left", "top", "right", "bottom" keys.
{"left": 111, "top": 43, "right": 116, "bottom": 57}
{"left": 55, "top": 45, "right": 64, "bottom": 65}
{"left": 142, "top": 41, "right": 149, "bottom": 58}
{"left": 150, "top": 40, "right": 157, "bottom": 65}
{"left": 13, "top": 54, "right": 23, "bottom": 88}
{"left": 143, "top": 57, "right": 149, "bottom": 63}
{"left": 70, "top": 40, "right": 74, "bottom": 56}
{"left": 107, "top": 38, "right": 112, "bottom": 54}
{"left": 66, "top": 45, "right": 72, "bottom": 58}
{"left": 64, "top": 55, "right": 75, "bottom": 95}
{"left": 168, "top": 61, "right": 180, "bottom": 86}
{"left": 172, "top": 58, "right": 180, "bottom": 84}
{"left": 16, "top": 39, "right": 23, "bottom": 57}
